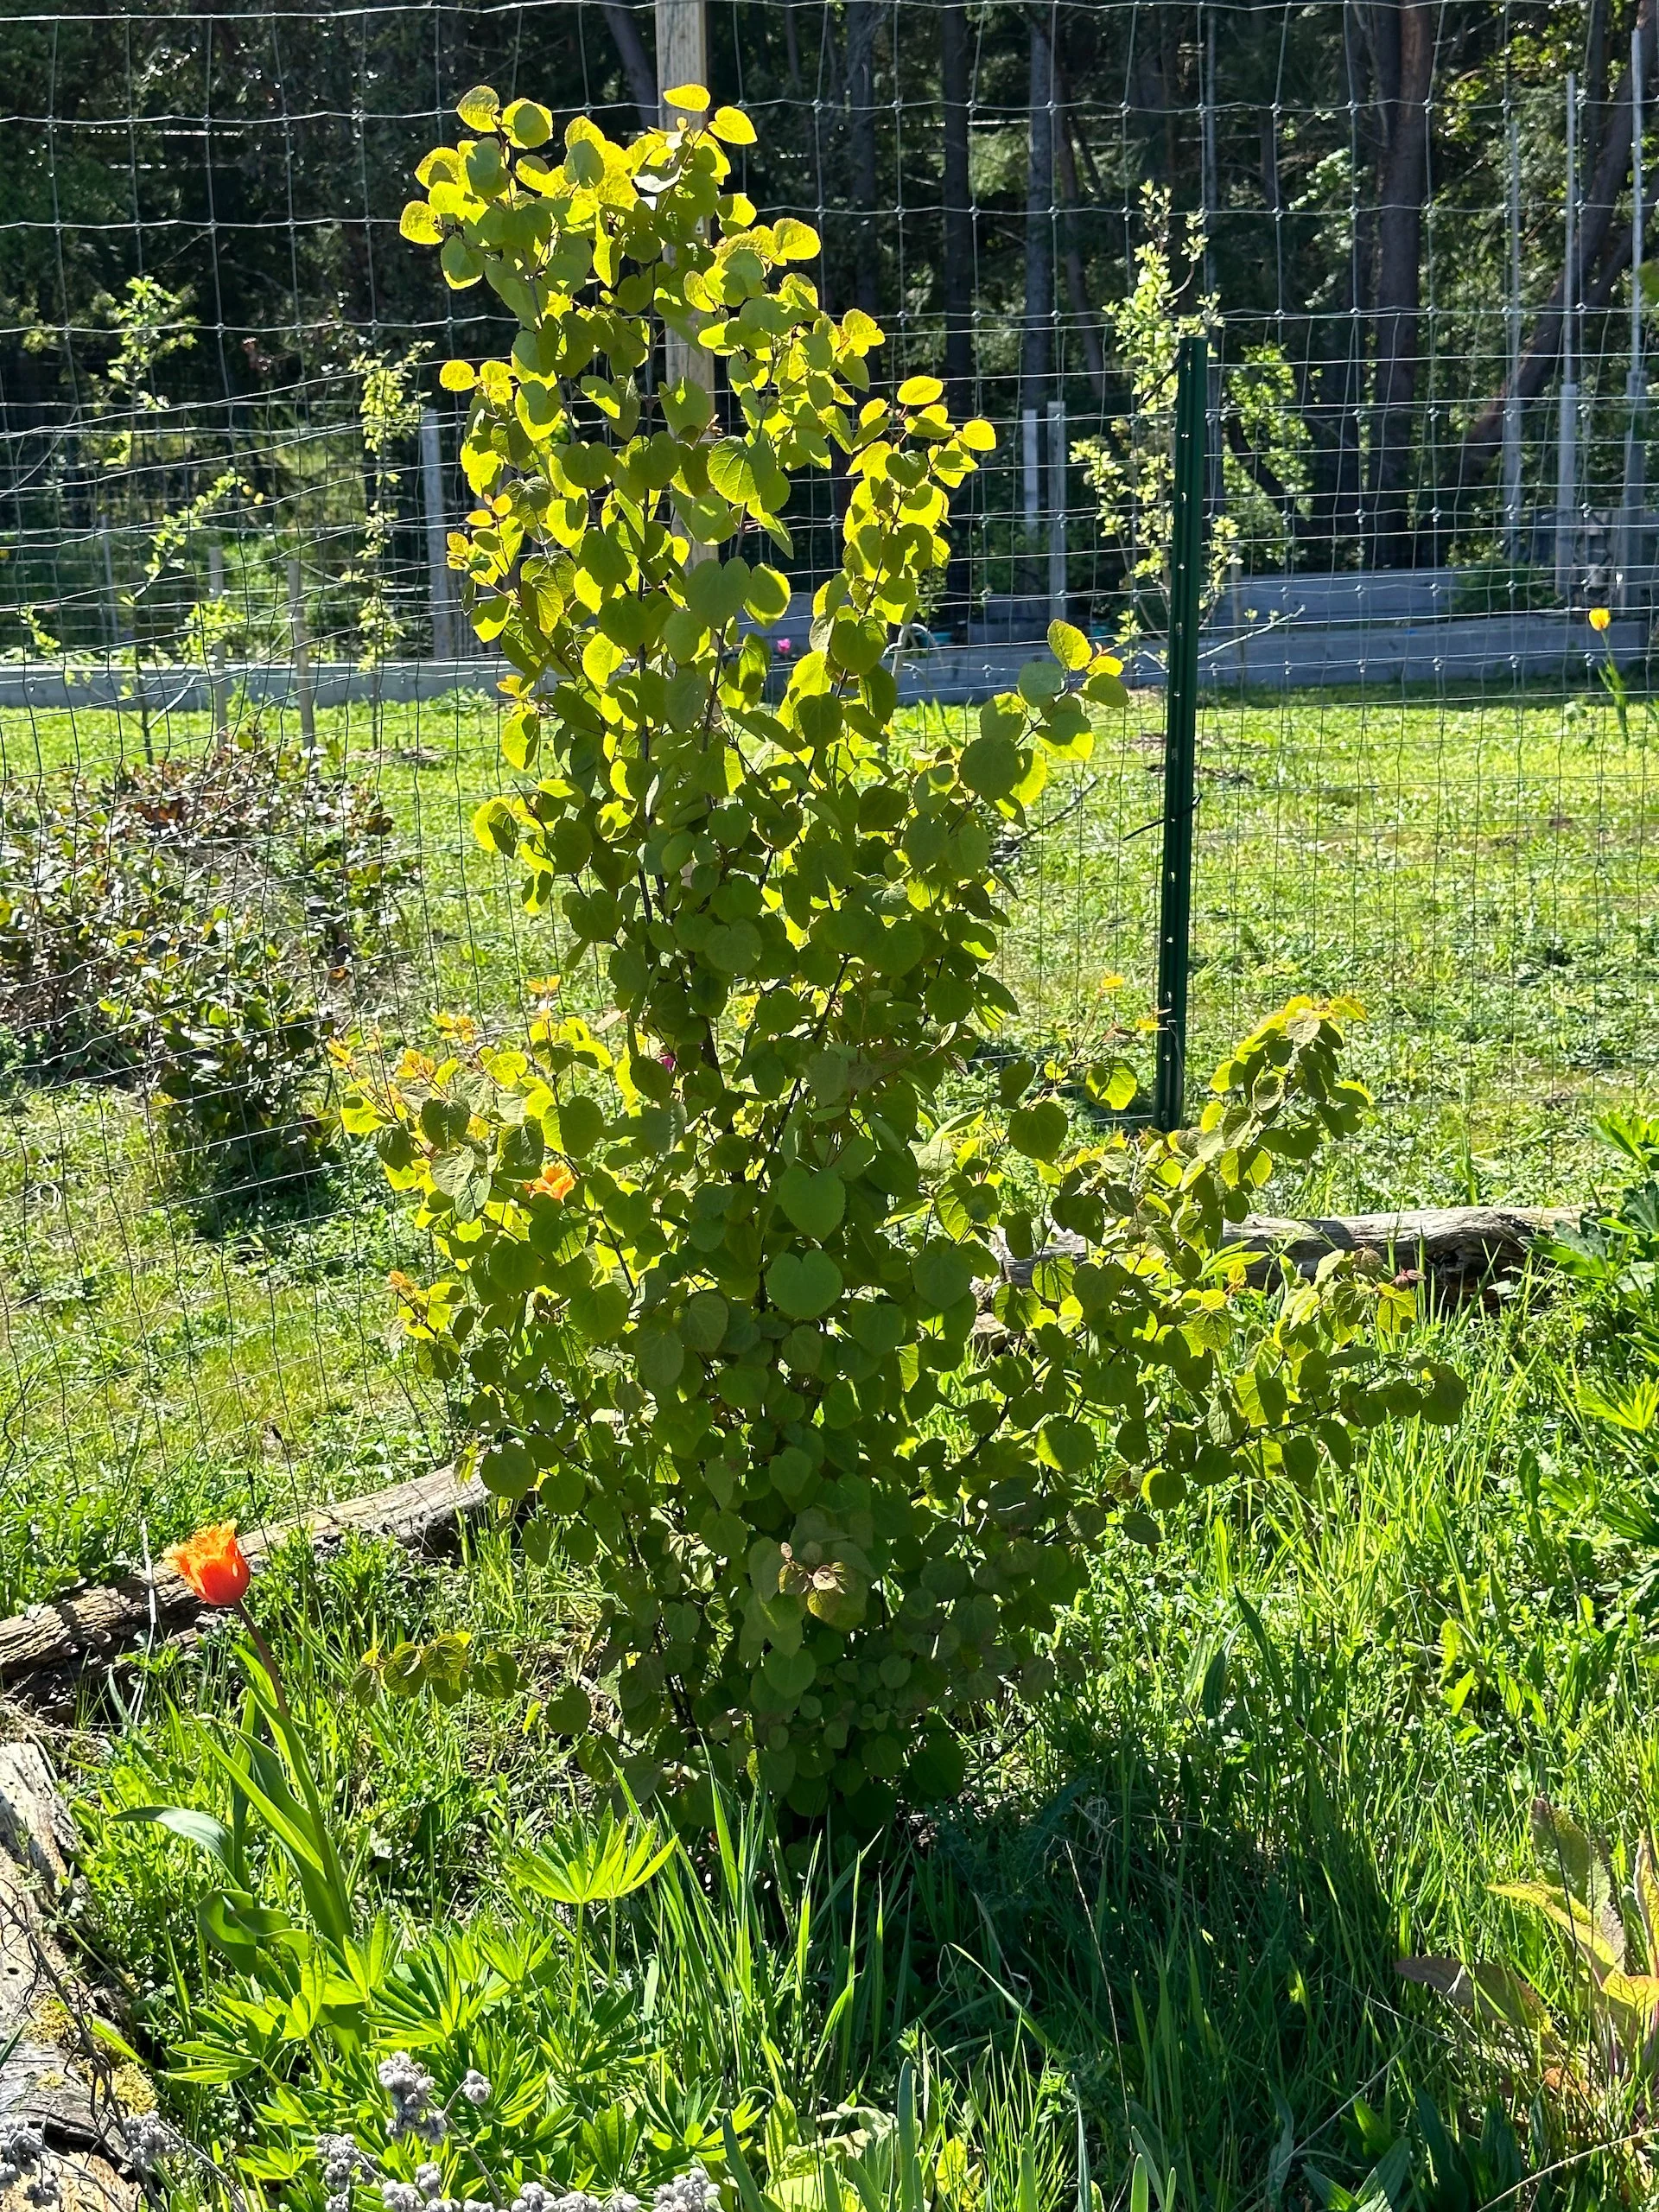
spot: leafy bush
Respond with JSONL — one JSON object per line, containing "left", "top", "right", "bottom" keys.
{"left": 345, "top": 85, "right": 1464, "bottom": 1822}
{"left": 1400, "top": 1797, "right": 1659, "bottom": 2147}
{"left": 0, "top": 728, "right": 408, "bottom": 1173}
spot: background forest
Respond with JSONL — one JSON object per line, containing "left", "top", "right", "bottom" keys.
{"left": 2, "top": 0, "right": 1655, "bottom": 658}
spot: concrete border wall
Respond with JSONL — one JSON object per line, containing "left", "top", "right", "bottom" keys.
{"left": 0, "top": 610, "right": 1643, "bottom": 718}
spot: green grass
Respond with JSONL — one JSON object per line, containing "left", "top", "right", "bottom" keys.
{"left": 10, "top": 663, "right": 1651, "bottom": 2201}
{"left": 65, "top": 1273, "right": 1659, "bottom": 2209}
{"left": 1, "top": 679, "right": 1654, "bottom": 1609}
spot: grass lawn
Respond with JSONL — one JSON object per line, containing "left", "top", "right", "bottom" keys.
{"left": 0, "top": 677, "right": 1653, "bottom": 1611}
{"left": 68, "top": 1276, "right": 1659, "bottom": 2209}
{"left": 4, "top": 671, "right": 1659, "bottom": 2209}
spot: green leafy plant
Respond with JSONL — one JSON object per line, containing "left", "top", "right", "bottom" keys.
{"left": 105, "top": 1654, "right": 756, "bottom": 2201}
{"left": 345, "top": 343, "right": 430, "bottom": 670}
{"left": 0, "top": 727, "right": 408, "bottom": 1174}
{"left": 343, "top": 83, "right": 1464, "bottom": 1822}
{"left": 1071, "top": 184, "right": 1238, "bottom": 645}
{"left": 1400, "top": 1798, "right": 1659, "bottom": 2113}
{"left": 1536, "top": 1112, "right": 1659, "bottom": 1601}
{"left": 110, "top": 907, "right": 329, "bottom": 1173}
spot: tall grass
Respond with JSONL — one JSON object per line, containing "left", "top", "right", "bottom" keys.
{"left": 67, "top": 1274, "right": 1659, "bottom": 2209}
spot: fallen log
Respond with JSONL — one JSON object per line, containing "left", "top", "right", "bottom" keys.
{"left": 1223, "top": 1203, "right": 1579, "bottom": 1285}
{"left": 0, "top": 1745, "right": 143, "bottom": 2212}
{"left": 0, "top": 1462, "right": 484, "bottom": 1708}
{"left": 996, "top": 1204, "right": 1578, "bottom": 1291}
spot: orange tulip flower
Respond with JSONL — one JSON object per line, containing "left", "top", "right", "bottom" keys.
{"left": 525, "top": 1164, "right": 575, "bottom": 1202}
{"left": 165, "top": 1522, "right": 251, "bottom": 1607}
{"left": 1589, "top": 606, "right": 1612, "bottom": 632}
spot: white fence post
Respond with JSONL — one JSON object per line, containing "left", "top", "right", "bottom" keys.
{"left": 1046, "top": 397, "right": 1067, "bottom": 626}
{"left": 1554, "top": 74, "right": 1580, "bottom": 600}
{"left": 286, "top": 556, "right": 315, "bottom": 745}
{"left": 420, "top": 408, "right": 455, "bottom": 662}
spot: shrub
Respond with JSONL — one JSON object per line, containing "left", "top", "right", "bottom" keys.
{"left": 0, "top": 728, "right": 408, "bottom": 1173}
{"left": 345, "top": 85, "right": 1465, "bottom": 1821}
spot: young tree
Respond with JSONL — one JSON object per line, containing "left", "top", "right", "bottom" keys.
{"left": 346, "top": 85, "right": 1464, "bottom": 1823}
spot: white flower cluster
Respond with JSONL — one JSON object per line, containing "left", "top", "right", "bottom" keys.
{"left": 378, "top": 2056, "right": 447, "bottom": 2145}
{"left": 320, "top": 2132, "right": 380, "bottom": 2212}
{"left": 652, "top": 2174, "right": 717, "bottom": 2212}
{"left": 510, "top": 2187, "right": 639, "bottom": 2212}
{"left": 120, "top": 2113, "right": 181, "bottom": 2176}
{"left": 312, "top": 2078, "right": 717, "bottom": 2212}
{"left": 0, "top": 2123, "right": 59, "bottom": 2208}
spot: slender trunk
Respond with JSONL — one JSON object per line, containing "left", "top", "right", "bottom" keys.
{"left": 1368, "top": 0, "right": 1434, "bottom": 568}
{"left": 1586, "top": 0, "right": 1610, "bottom": 176}
{"left": 846, "top": 1, "right": 880, "bottom": 320}
{"left": 1055, "top": 92, "right": 1105, "bottom": 403}
{"left": 939, "top": 1, "right": 975, "bottom": 632}
{"left": 941, "top": 2, "right": 974, "bottom": 416}
{"left": 600, "top": 1, "right": 658, "bottom": 133}
{"left": 782, "top": 0, "right": 801, "bottom": 90}
{"left": 1021, "top": 15, "right": 1055, "bottom": 408}
{"left": 1453, "top": 0, "right": 1656, "bottom": 505}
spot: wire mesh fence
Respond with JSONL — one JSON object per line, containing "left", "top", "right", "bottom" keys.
{"left": 2, "top": 0, "right": 1656, "bottom": 1613}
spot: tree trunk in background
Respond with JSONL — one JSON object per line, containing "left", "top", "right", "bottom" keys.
{"left": 600, "top": 2, "right": 659, "bottom": 134}
{"left": 1055, "top": 93, "right": 1106, "bottom": 404}
{"left": 1586, "top": 0, "right": 1609, "bottom": 176}
{"left": 1367, "top": 0, "right": 1434, "bottom": 567}
{"left": 941, "top": 3, "right": 974, "bottom": 415}
{"left": 1021, "top": 15, "right": 1055, "bottom": 410}
{"left": 939, "top": 1, "right": 976, "bottom": 634}
{"left": 1453, "top": 0, "right": 1656, "bottom": 509}
{"left": 846, "top": 1, "right": 880, "bottom": 320}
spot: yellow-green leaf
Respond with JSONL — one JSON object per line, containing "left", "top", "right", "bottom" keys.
{"left": 400, "top": 200, "right": 443, "bottom": 245}
{"left": 504, "top": 99, "right": 552, "bottom": 149}
{"left": 1047, "top": 617, "right": 1090, "bottom": 671}
{"left": 709, "top": 105, "right": 757, "bottom": 144}
{"left": 456, "top": 84, "right": 500, "bottom": 132}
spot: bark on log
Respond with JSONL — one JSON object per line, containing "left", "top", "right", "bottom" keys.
{"left": 996, "top": 1204, "right": 1578, "bottom": 1293}
{"left": 0, "top": 1746, "right": 142, "bottom": 2211}
{"left": 0, "top": 1464, "right": 484, "bottom": 1701}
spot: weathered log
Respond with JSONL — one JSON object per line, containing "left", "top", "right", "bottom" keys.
{"left": 0, "top": 1463, "right": 484, "bottom": 1703}
{"left": 0, "top": 1745, "right": 142, "bottom": 2211}
{"left": 996, "top": 1204, "right": 1579, "bottom": 1292}
{"left": 1222, "top": 1204, "right": 1579, "bottom": 1283}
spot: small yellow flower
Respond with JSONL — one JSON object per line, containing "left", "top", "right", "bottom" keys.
{"left": 1589, "top": 606, "right": 1611, "bottom": 632}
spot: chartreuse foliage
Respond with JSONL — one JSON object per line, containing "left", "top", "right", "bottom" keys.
{"left": 344, "top": 84, "right": 1465, "bottom": 1822}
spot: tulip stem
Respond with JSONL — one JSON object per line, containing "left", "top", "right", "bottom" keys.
{"left": 235, "top": 1601, "right": 296, "bottom": 1726}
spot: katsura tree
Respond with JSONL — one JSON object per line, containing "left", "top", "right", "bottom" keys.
{"left": 342, "top": 84, "right": 1464, "bottom": 1822}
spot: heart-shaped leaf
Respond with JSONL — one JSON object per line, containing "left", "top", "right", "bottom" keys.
{"left": 912, "top": 1241, "right": 973, "bottom": 1313}
{"left": 1008, "top": 1098, "right": 1069, "bottom": 1160}
{"left": 777, "top": 1164, "right": 845, "bottom": 1241}
{"left": 767, "top": 1249, "right": 842, "bottom": 1319}
{"left": 762, "top": 1645, "right": 817, "bottom": 1700}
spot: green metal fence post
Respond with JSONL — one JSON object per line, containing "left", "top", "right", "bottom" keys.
{"left": 1153, "top": 334, "right": 1208, "bottom": 1133}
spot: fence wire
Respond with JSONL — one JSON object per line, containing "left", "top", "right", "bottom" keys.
{"left": 1, "top": 0, "right": 1656, "bottom": 1611}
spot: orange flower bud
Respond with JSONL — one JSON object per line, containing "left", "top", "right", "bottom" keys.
{"left": 164, "top": 1522, "right": 251, "bottom": 1607}
{"left": 1589, "top": 606, "right": 1612, "bottom": 632}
